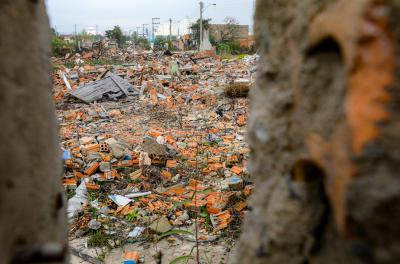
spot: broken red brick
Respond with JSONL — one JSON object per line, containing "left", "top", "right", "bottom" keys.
{"left": 168, "top": 186, "right": 187, "bottom": 196}
{"left": 111, "top": 160, "right": 134, "bottom": 168}
{"left": 85, "top": 182, "right": 100, "bottom": 190}
{"left": 236, "top": 115, "right": 246, "bottom": 126}
{"left": 166, "top": 160, "right": 177, "bottom": 168}
{"left": 85, "top": 162, "right": 99, "bottom": 176}
{"left": 82, "top": 144, "right": 100, "bottom": 152}
{"left": 231, "top": 166, "right": 243, "bottom": 175}
{"left": 244, "top": 185, "right": 253, "bottom": 196}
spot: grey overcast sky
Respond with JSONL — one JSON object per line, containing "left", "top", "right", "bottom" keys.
{"left": 45, "top": 0, "right": 255, "bottom": 34}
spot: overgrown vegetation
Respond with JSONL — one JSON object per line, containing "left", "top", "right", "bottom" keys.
{"left": 104, "top": 25, "right": 152, "bottom": 49}
{"left": 217, "top": 42, "right": 241, "bottom": 55}
{"left": 97, "top": 252, "right": 106, "bottom": 262}
{"left": 190, "top": 18, "right": 211, "bottom": 44}
{"left": 154, "top": 35, "right": 176, "bottom": 50}
{"left": 87, "top": 230, "right": 110, "bottom": 247}
{"left": 105, "top": 26, "right": 124, "bottom": 47}
{"left": 51, "top": 27, "right": 73, "bottom": 56}
{"left": 132, "top": 35, "right": 151, "bottom": 50}
{"left": 66, "top": 189, "right": 75, "bottom": 199}
{"left": 220, "top": 17, "right": 239, "bottom": 43}
{"left": 125, "top": 210, "right": 139, "bottom": 222}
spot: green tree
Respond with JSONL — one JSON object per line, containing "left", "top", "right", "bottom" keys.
{"left": 51, "top": 27, "right": 57, "bottom": 37}
{"left": 105, "top": 26, "right": 124, "bottom": 47}
{"left": 133, "top": 34, "right": 151, "bottom": 50}
{"left": 50, "top": 27, "right": 71, "bottom": 55}
{"left": 79, "top": 29, "right": 92, "bottom": 40}
{"left": 190, "top": 19, "right": 211, "bottom": 44}
{"left": 153, "top": 35, "right": 176, "bottom": 50}
{"left": 154, "top": 36, "right": 168, "bottom": 49}
{"left": 220, "top": 17, "right": 239, "bottom": 42}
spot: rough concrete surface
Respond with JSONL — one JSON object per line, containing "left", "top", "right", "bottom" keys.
{"left": 70, "top": 255, "right": 91, "bottom": 264}
{"left": 3, "top": 0, "right": 400, "bottom": 263}
{"left": 0, "top": 0, "right": 67, "bottom": 263}
{"left": 70, "top": 237, "right": 231, "bottom": 264}
{"left": 235, "top": 0, "right": 400, "bottom": 263}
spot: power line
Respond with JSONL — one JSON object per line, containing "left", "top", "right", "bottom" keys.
{"left": 152, "top": 18, "right": 160, "bottom": 41}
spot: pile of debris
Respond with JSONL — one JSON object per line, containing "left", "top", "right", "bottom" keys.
{"left": 53, "top": 49, "right": 258, "bottom": 261}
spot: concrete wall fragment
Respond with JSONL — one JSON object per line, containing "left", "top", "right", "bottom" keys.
{"left": 236, "top": 0, "right": 400, "bottom": 263}
{"left": 0, "top": 0, "right": 67, "bottom": 263}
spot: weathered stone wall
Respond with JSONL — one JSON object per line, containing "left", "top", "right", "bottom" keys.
{"left": 0, "top": 0, "right": 67, "bottom": 263}
{"left": 235, "top": 0, "right": 400, "bottom": 263}
{"left": 209, "top": 24, "right": 250, "bottom": 42}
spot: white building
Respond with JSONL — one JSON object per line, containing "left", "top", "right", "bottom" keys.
{"left": 85, "top": 26, "right": 97, "bottom": 35}
{"left": 155, "top": 18, "right": 195, "bottom": 37}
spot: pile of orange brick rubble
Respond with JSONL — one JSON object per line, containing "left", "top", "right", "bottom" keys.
{"left": 53, "top": 50, "right": 258, "bottom": 251}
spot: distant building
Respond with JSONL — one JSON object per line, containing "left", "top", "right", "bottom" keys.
{"left": 239, "top": 35, "right": 255, "bottom": 48}
{"left": 59, "top": 35, "right": 74, "bottom": 44}
{"left": 85, "top": 26, "right": 97, "bottom": 35}
{"left": 155, "top": 18, "right": 194, "bottom": 37}
{"left": 209, "top": 24, "right": 249, "bottom": 42}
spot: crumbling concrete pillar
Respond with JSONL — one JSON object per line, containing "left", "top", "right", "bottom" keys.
{"left": 0, "top": 0, "right": 67, "bottom": 263}
{"left": 236, "top": 0, "right": 400, "bottom": 263}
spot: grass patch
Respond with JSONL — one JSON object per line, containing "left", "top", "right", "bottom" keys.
{"left": 199, "top": 207, "right": 213, "bottom": 232}
{"left": 87, "top": 191, "right": 99, "bottom": 202}
{"left": 87, "top": 230, "right": 109, "bottom": 248}
{"left": 64, "top": 61, "right": 76, "bottom": 69}
{"left": 66, "top": 189, "right": 75, "bottom": 199}
{"left": 52, "top": 64, "right": 61, "bottom": 72}
{"left": 97, "top": 252, "right": 106, "bottom": 262}
{"left": 125, "top": 210, "right": 139, "bottom": 222}
{"left": 88, "top": 206, "right": 99, "bottom": 219}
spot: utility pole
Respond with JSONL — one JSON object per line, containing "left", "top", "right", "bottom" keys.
{"left": 74, "top": 24, "right": 78, "bottom": 50}
{"left": 169, "top": 18, "right": 172, "bottom": 42}
{"left": 142, "top": 24, "right": 149, "bottom": 38}
{"left": 198, "top": 2, "right": 216, "bottom": 51}
{"left": 168, "top": 18, "right": 173, "bottom": 50}
{"left": 152, "top": 18, "right": 160, "bottom": 43}
{"left": 95, "top": 24, "right": 98, "bottom": 41}
{"left": 199, "top": 1, "right": 203, "bottom": 50}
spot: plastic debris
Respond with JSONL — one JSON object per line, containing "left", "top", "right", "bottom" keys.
{"left": 127, "top": 227, "right": 145, "bottom": 238}
{"left": 67, "top": 180, "right": 88, "bottom": 218}
{"left": 109, "top": 194, "right": 132, "bottom": 207}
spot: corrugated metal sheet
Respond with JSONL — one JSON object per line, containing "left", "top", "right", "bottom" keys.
{"left": 68, "top": 73, "right": 134, "bottom": 103}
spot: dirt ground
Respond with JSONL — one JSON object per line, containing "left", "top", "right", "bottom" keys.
{"left": 70, "top": 236, "right": 233, "bottom": 264}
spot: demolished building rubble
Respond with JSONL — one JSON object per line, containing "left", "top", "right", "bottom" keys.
{"left": 52, "top": 48, "right": 258, "bottom": 262}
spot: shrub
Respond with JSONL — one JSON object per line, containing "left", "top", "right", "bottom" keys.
{"left": 217, "top": 42, "right": 241, "bottom": 55}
